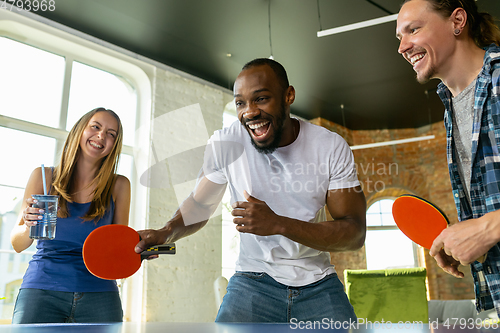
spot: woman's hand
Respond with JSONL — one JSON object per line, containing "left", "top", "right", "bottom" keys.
{"left": 22, "top": 197, "right": 44, "bottom": 227}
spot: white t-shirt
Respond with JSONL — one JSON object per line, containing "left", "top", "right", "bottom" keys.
{"left": 203, "top": 118, "right": 360, "bottom": 286}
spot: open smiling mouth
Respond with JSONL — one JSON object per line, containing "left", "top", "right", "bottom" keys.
{"left": 410, "top": 53, "right": 425, "bottom": 69}
{"left": 247, "top": 121, "right": 271, "bottom": 142}
{"left": 89, "top": 140, "right": 104, "bottom": 149}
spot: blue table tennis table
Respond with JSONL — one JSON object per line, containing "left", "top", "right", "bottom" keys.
{"left": 0, "top": 322, "right": 497, "bottom": 333}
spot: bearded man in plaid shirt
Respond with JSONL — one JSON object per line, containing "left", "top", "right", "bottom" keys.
{"left": 397, "top": 0, "right": 500, "bottom": 315}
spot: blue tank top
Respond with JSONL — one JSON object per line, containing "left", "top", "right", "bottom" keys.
{"left": 21, "top": 199, "right": 118, "bottom": 292}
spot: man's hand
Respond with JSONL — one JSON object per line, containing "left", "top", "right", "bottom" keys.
{"left": 135, "top": 228, "right": 169, "bottom": 259}
{"left": 429, "top": 211, "right": 500, "bottom": 267}
{"left": 231, "top": 191, "right": 284, "bottom": 236}
{"left": 431, "top": 248, "right": 464, "bottom": 278}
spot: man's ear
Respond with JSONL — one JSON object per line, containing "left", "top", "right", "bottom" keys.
{"left": 451, "top": 6, "right": 467, "bottom": 32}
{"left": 285, "top": 85, "right": 296, "bottom": 106}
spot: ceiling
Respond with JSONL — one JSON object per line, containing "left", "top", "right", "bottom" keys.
{"left": 35, "top": 0, "right": 500, "bottom": 130}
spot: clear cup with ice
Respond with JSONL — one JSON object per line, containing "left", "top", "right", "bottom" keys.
{"left": 29, "top": 194, "right": 58, "bottom": 240}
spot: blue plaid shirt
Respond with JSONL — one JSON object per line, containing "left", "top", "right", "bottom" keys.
{"left": 438, "top": 44, "right": 500, "bottom": 315}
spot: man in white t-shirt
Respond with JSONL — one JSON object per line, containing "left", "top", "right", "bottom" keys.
{"left": 136, "top": 58, "right": 366, "bottom": 323}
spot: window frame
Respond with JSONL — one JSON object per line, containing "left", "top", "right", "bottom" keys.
{"left": 365, "top": 197, "right": 420, "bottom": 269}
{"left": 0, "top": 10, "right": 154, "bottom": 322}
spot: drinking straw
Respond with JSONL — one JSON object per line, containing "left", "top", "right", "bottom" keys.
{"left": 41, "top": 164, "right": 47, "bottom": 195}
{"left": 41, "top": 164, "right": 49, "bottom": 223}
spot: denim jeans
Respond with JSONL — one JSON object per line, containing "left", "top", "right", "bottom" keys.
{"left": 215, "top": 272, "right": 356, "bottom": 323}
{"left": 12, "top": 288, "right": 123, "bottom": 324}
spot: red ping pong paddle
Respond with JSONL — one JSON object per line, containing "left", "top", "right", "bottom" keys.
{"left": 83, "top": 224, "right": 175, "bottom": 280}
{"left": 392, "top": 194, "right": 486, "bottom": 263}
{"left": 392, "top": 194, "right": 448, "bottom": 249}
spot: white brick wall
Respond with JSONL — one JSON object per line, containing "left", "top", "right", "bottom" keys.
{"left": 144, "top": 68, "right": 232, "bottom": 322}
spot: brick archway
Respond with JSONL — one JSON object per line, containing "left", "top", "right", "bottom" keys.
{"left": 362, "top": 171, "right": 430, "bottom": 209}
{"left": 366, "top": 187, "right": 414, "bottom": 208}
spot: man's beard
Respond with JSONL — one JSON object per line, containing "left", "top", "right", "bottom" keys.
{"left": 416, "top": 65, "right": 437, "bottom": 84}
{"left": 249, "top": 101, "right": 287, "bottom": 155}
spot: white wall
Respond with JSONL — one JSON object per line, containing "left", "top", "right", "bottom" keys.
{"left": 143, "top": 69, "right": 230, "bottom": 322}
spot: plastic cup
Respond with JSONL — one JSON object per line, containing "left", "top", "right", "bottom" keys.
{"left": 29, "top": 194, "right": 59, "bottom": 240}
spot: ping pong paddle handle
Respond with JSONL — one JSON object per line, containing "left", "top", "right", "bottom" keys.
{"left": 477, "top": 253, "right": 487, "bottom": 263}
{"left": 140, "top": 243, "right": 176, "bottom": 259}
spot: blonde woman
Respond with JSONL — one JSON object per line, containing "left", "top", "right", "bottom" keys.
{"left": 11, "top": 107, "right": 130, "bottom": 323}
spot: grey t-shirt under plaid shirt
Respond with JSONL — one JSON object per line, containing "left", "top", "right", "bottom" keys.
{"left": 452, "top": 77, "right": 476, "bottom": 206}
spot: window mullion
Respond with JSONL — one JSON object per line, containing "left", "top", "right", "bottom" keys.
{"left": 59, "top": 57, "right": 73, "bottom": 130}
{"left": 367, "top": 225, "right": 399, "bottom": 231}
{"left": 53, "top": 57, "right": 73, "bottom": 163}
{"left": 0, "top": 114, "right": 68, "bottom": 140}
{"left": 412, "top": 242, "right": 420, "bottom": 267}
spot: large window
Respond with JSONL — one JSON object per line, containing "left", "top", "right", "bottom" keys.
{"left": 0, "top": 36, "right": 138, "bottom": 321}
{"left": 364, "top": 199, "right": 420, "bottom": 270}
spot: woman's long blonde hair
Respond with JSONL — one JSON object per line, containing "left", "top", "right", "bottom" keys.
{"left": 51, "top": 107, "right": 124, "bottom": 221}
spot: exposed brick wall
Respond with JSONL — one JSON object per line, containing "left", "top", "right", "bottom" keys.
{"left": 312, "top": 117, "right": 475, "bottom": 300}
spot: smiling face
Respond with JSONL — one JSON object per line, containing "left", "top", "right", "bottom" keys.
{"left": 79, "top": 111, "right": 119, "bottom": 161}
{"left": 396, "top": 0, "right": 457, "bottom": 83}
{"left": 234, "top": 64, "right": 295, "bottom": 154}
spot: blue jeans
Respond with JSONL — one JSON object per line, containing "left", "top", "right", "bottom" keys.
{"left": 215, "top": 272, "right": 356, "bottom": 323}
{"left": 12, "top": 289, "right": 123, "bottom": 324}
